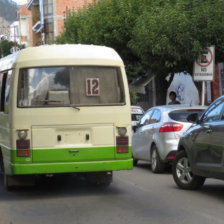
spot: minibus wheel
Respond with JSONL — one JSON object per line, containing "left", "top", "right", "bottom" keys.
{"left": 86, "top": 171, "right": 112, "bottom": 187}
{"left": 4, "top": 174, "right": 35, "bottom": 190}
{"left": 0, "top": 151, "right": 3, "bottom": 173}
{"left": 4, "top": 173, "right": 14, "bottom": 191}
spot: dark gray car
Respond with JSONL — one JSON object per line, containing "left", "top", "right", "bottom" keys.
{"left": 172, "top": 96, "right": 224, "bottom": 190}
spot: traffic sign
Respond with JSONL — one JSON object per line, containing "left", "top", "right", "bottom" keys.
{"left": 193, "top": 46, "right": 215, "bottom": 81}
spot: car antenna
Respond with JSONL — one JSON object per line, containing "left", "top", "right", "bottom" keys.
{"left": 189, "top": 100, "right": 192, "bottom": 107}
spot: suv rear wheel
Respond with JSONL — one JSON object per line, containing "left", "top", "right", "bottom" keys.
{"left": 151, "top": 145, "right": 165, "bottom": 173}
{"left": 172, "top": 150, "right": 205, "bottom": 190}
{"left": 133, "top": 158, "right": 138, "bottom": 166}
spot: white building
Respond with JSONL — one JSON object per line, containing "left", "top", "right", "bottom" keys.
{"left": 10, "top": 21, "right": 20, "bottom": 44}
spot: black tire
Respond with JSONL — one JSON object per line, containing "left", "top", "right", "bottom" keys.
{"left": 172, "top": 150, "right": 205, "bottom": 190}
{"left": 0, "top": 154, "right": 13, "bottom": 191}
{"left": 0, "top": 150, "right": 4, "bottom": 173}
{"left": 4, "top": 173, "right": 14, "bottom": 191}
{"left": 86, "top": 172, "right": 112, "bottom": 187}
{"left": 133, "top": 158, "right": 138, "bottom": 166}
{"left": 151, "top": 145, "right": 165, "bottom": 173}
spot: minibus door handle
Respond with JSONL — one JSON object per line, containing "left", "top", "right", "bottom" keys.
{"left": 57, "top": 135, "right": 62, "bottom": 141}
{"left": 69, "top": 150, "right": 79, "bottom": 153}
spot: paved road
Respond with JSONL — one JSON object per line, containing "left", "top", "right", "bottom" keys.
{"left": 0, "top": 162, "right": 224, "bottom": 224}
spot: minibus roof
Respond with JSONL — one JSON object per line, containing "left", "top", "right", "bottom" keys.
{"left": 0, "top": 51, "right": 20, "bottom": 72}
{"left": 0, "top": 44, "right": 125, "bottom": 71}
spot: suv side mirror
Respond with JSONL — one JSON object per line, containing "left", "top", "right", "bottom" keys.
{"left": 187, "top": 113, "right": 199, "bottom": 123}
{"left": 137, "top": 122, "right": 142, "bottom": 128}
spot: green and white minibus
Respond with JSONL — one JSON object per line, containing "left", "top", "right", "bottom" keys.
{"left": 0, "top": 44, "right": 133, "bottom": 189}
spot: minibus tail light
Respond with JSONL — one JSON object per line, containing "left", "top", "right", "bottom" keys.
{"left": 16, "top": 139, "right": 30, "bottom": 157}
{"left": 116, "top": 136, "right": 129, "bottom": 153}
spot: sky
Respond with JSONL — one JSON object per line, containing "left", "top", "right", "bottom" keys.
{"left": 12, "top": 0, "right": 28, "bottom": 5}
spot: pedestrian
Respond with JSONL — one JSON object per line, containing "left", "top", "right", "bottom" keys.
{"left": 168, "top": 91, "right": 180, "bottom": 105}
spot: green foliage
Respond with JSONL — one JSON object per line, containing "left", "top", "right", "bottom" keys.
{"left": 129, "top": 90, "right": 139, "bottom": 104}
{"left": 56, "top": 0, "right": 149, "bottom": 80}
{"left": 0, "top": 40, "right": 14, "bottom": 58}
{"left": 0, "top": 40, "right": 25, "bottom": 58}
{"left": 130, "top": 0, "right": 224, "bottom": 75}
{"left": 56, "top": 0, "right": 224, "bottom": 80}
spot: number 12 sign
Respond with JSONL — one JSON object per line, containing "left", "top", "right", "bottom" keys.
{"left": 86, "top": 78, "right": 100, "bottom": 96}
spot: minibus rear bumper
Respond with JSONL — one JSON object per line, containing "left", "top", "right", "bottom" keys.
{"left": 10, "top": 159, "right": 133, "bottom": 175}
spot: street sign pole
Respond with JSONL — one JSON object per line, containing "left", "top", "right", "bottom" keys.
{"left": 202, "top": 81, "right": 205, "bottom": 106}
{"left": 14, "top": 25, "right": 17, "bottom": 52}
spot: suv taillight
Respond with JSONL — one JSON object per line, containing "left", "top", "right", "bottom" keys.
{"left": 159, "top": 122, "right": 183, "bottom": 132}
{"left": 16, "top": 139, "right": 30, "bottom": 157}
{"left": 116, "top": 136, "right": 129, "bottom": 153}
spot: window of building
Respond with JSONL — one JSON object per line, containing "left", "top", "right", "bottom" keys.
{"left": 44, "top": 0, "right": 54, "bottom": 43}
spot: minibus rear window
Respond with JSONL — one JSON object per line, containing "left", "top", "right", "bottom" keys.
{"left": 17, "top": 66, "right": 125, "bottom": 107}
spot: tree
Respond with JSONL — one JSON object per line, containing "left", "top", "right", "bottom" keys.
{"left": 129, "top": 0, "right": 224, "bottom": 76}
{"left": 56, "top": 0, "right": 224, "bottom": 104}
{"left": 0, "top": 39, "right": 25, "bottom": 58}
{"left": 56, "top": 0, "right": 152, "bottom": 81}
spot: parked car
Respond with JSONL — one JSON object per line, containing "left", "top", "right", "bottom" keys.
{"left": 131, "top": 106, "right": 144, "bottom": 132}
{"left": 132, "top": 105, "right": 206, "bottom": 173}
{"left": 172, "top": 96, "right": 224, "bottom": 190}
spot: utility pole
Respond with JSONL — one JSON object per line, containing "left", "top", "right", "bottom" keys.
{"left": 31, "top": 4, "right": 42, "bottom": 46}
{"left": 152, "top": 76, "right": 156, "bottom": 106}
{"left": 14, "top": 25, "right": 17, "bottom": 52}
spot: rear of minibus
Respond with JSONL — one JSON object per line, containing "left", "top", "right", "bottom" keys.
{"left": 10, "top": 45, "right": 133, "bottom": 183}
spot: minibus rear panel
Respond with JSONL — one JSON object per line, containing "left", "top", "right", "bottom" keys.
{"left": 0, "top": 45, "right": 133, "bottom": 176}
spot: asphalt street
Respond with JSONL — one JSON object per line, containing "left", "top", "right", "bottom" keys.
{"left": 0, "top": 162, "right": 224, "bottom": 224}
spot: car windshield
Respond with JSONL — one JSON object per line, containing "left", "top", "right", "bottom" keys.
{"left": 17, "top": 66, "right": 125, "bottom": 107}
{"left": 168, "top": 109, "right": 204, "bottom": 122}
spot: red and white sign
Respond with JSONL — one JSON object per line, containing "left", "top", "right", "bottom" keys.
{"left": 193, "top": 46, "right": 215, "bottom": 81}
{"left": 131, "top": 108, "right": 143, "bottom": 114}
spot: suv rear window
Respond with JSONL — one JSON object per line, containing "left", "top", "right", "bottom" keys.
{"left": 168, "top": 109, "right": 204, "bottom": 122}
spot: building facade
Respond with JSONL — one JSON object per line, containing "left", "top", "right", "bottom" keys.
{"left": 18, "top": 4, "right": 32, "bottom": 46}
{"left": 27, "top": 0, "right": 94, "bottom": 45}
{"left": 44, "top": 0, "right": 94, "bottom": 44}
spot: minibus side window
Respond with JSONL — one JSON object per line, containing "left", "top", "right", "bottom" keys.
{"left": 4, "top": 70, "right": 12, "bottom": 114}
{"left": 0, "top": 72, "right": 7, "bottom": 112}
{"left": 0, "top": 73, "right": 3, "bottom": 111}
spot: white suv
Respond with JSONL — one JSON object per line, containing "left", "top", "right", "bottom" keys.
{"left": 132, "top": 105, "right": 206, "bottom": 173}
